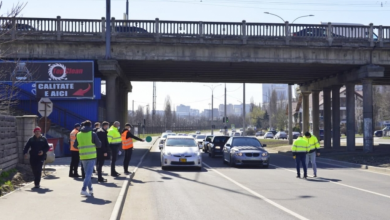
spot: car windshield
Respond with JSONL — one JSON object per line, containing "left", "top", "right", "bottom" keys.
{"left": 196, "top": 135, "right": 206, "bottom": 139}
{"left": 162, "top": 135, "right": 168, "bottom": 138}
{"left": 206, "top": 135, "right": 213, "bottom": 140}
{"left": 233, "top": 138, "right": 261, "bottom": 147}
{"left": 166, "top": 138, "right": 197, "bottom": 147}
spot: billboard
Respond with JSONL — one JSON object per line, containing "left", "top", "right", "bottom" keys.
{"left": 0, "top": 60, "right": 94, "bottom": 99}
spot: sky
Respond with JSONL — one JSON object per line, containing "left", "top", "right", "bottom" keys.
{"left": 3, "top": 0, "right": 389, "bottom": 111}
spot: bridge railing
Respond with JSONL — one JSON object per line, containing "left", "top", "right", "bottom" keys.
{"left": 1, "top": 17, "right": 389, "bottom": 46}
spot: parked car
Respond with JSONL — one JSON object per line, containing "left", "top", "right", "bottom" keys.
{"left": 319, "top": 129, "right": 324, "bottom": 141}
{"left": 222, "top": 137, "right": 269, "bottom": 167}
{"left": 195, "top": 135, "right": 206, "bottom": 148}
{"left": 196, "top": 131, "right": 201, "bottom": 134}
{"left": 269, "top": 130, "right": 277, "bottom": 136}
{"left": 255, "top": 131, "right": 265, "bottom": 137}
{"left": 159, "top": 136, "right": 202, "bottom": 170}
{"left": 287, "top": 132, "right": 301, "bottom": 140}
{"left": 263, "top": 132, "right": 274, "bottom": 139}
{"left": 231, "top": 132, "right": 241, "bottom": 137}
{"left": 202, "top": 135, "right": 214, "bottom": 152}
{"left": 274, "top": 131, "right": 287, "bottom": 140}
{"left": 207, "top": 136, "right": 230, "bottom": 158}
{"left": 45, "top": 143, "right": 55, "bottom": 164}
{"left": 189, "top": 134, "right": 197, "bottom": 138}
{"left": 374, "top": 130, "right": 383, "bottom": 137}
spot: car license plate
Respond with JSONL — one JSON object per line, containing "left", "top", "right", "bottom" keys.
{"left": 262, "top": 157, "right": 268, "bottom": 160}
{"left": 180, "top": 158, "right": 187, "bottom": 162}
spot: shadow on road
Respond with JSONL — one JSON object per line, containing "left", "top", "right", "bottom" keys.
{"left": 81, "top": 196, "right": 112, "bottom": 205}
{"left": 27, "top": 188, "right": 53, "bottom": 194}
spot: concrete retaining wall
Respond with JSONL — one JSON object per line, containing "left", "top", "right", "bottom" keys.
{"left": 0, "top": 115, "right": 18, "bottom": 171}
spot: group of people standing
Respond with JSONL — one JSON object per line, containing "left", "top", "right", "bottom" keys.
{"left": 291, "top": 131, "right": 321, "bottom": 178}
{"left": 69, "top": 120, "right": 144, "bottom": 196}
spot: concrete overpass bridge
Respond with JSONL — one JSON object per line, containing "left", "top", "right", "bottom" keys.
{"left": 1, "top": 16, "right": 390, "bottom": 152}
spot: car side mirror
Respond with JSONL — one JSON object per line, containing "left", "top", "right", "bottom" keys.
{"left": 226, "top": 144, "right": 231, "bottom": 147}
{"left": 159, "top": 144, "right": 163, "bottom": 150}
{"left": 262, "top": 144, "right": 267, "bottom": 147}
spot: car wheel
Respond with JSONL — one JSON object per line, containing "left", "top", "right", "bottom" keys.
{"left": 263, "top": 164, "right": 269, "bottom": 168}
{"left": 229, "top": 155, "right": 235, "bottom": 167}
{"left": 196, "top": 167, "right": 202, "bottom": 171}
{"left": 161, "top": 166, "right": 167, "bottom": 170}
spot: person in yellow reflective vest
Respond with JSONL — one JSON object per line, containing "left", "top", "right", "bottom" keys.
{"left": 107, "top": 121, "right": 122, "bottom": 177}
{"left": 74, "top": 120, "right": 101, "bottom": 197}
{"left": 291, "top": 134, "right": 309, "bottom": 178}
{"left": 69, "top": 123, "right": 84, "bottom": 178}
{"left": 122, "top": 123, "right": 144, "bottom": 174}
{"left": 304, "top": 131, "right": 321, "bottom": 177}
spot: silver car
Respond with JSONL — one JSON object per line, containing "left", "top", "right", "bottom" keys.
{"left": 223, "top": 137, "right": 269, "bottom": 168}
{"left": 263, "top": 132, "right": 274, "bottom": 139}
{"left": 159, "top": 136, "right": 202, "bottom": 170}
{"left": 274, "top": 131, "right": 287, "bottom": 140}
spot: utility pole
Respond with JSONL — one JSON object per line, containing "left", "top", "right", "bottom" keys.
{"left": 152, "top": 82, "right": 156, "bottom": 116}
{"left": 204, "top": 84, "right": 222, "bottom": 135}
{"left": 243, "top": 83, "right": 246, "bottom": 136}
{"left": 126, "top": 0, "right": 129, "bottom": 19}
{"left": 105, "top": 0, "right": 111, "bottom": 59}
{"left": 132, "top": 100, "right": 134, "bottom": 118}
{"left": 224, "top": 83, "right": 227, "bottom": 135}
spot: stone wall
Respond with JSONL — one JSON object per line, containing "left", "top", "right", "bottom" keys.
{"left": 0, "top": 115, "right": 18, "bottom": 171}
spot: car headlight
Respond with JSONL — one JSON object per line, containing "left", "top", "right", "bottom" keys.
{"left": 235, "top": 152, "right": 243, "bottom": 156}
{"left": 215, "top": 146, "right": 221, "bottom": 149}
{"left": 262, "top": 152, "right": 268, "bottom": 157}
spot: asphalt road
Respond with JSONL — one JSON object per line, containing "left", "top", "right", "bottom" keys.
{"left": 121, "top": 140, "right": 390, "bottom": 220}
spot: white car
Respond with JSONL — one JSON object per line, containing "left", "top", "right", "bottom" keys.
{"left": 195, "top": 134, "right": 206, "bottom": 148}
{"left": 263, "top": 132, "right": 274, "bottom": 139}
{"left": 160, "top": 136, "right": 202, "bottom": 170}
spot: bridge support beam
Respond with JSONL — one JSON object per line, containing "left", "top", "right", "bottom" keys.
{"left": 302, "top": 91, "right": 311, "bottom": 134}
{"left": 346, "top": 83, "right": 356, "bottom": 151}
{"left": 311, "top": 90, "right": 320, "bottom": 139}
{"left": 362, "top": 79, "right": 374, "bottom": 152}
{"left": 323, "top": 87, "right": 332, "bottom": 149}
{"left": 332, "top": 85, "right": 342, "bottom": 149}
{"left": 98, "top": 60, "right": 131, "bottom": 124}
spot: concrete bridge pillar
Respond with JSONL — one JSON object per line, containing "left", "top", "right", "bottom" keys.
{"left": 302, "top": 91, "right": 311, "bottom": 134}
{"left": 98, "top": 60, "right": 130, "bottom": 124}
{"left": 323, "top": 87, "right": 332, "bottom": 149}
{"left": 362, "top": 79, "right": 374, "bottom": 152}
{"left": 332, "top": 85, "right": 342, "bottom": 149}
{"left": 346, "top": 83, "right": 356, "bottom": 151}
{"left": 311, "top": 90, "right": 320, "bottom": 139}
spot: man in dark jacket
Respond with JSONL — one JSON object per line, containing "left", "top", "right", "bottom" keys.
{"left": 93, "top": 122, "right": 100, "bottom": 133}
{"left": 23, "top": 127, "right": 50, "bottom": 188}
{"left": 96, "top": 121, "right": 109, "bottom": 182}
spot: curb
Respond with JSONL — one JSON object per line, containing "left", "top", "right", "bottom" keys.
{"left": 109, "top": 137, "right": 159, "bottom": 220}
{"left": 267, "top": 148, "right": 390, "bottom": 175}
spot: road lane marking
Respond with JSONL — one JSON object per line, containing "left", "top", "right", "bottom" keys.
{"left": 270, "top": 164, "right": 390, "bottom": 199}
{"left": 202, "top": 162, "right": 309, "bottom": 220}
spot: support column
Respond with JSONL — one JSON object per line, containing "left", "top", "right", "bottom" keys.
{"left": 123, "top": 92, "right": 129, "bottom": 123}
{"left": 332, "top": 85, "right": 341, "bottom": 149}
{"left": 311, "top": 90, "right": 320, "bottom": 138}
{"left": 288, "top": 84, "right": 293, "bottom": 145}
{"left": 106, "top": 75, "right": 117, "bottom": 123}
{"left": 302, "top": 92, "right": 311, "bottom": 133}
{"left": 362, "top": 79, "right": 373, "bottom": 152}
{"left": 346, "top": 83, "right": 356, "bottom": 151}
{"left": 323, "top": 88, "right": 332, "bottom": 149}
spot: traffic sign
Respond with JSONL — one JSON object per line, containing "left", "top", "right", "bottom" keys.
{"left": 38, "top": 98, "right": 53, "bottom": 117}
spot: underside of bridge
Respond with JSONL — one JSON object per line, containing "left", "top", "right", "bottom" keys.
{"left": 114, "top": 60, "right": 390, "bottom": 85}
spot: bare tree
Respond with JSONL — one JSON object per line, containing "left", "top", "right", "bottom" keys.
{"left": 0, "top": 2, "right": 28, "bottom": 115}
{"left": 164, "top": 96, "right": 172, "bottom": 129}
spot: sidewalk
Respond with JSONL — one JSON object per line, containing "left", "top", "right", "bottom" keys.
{"left": 0, "top": 138, "right": 157, "bottom": 220}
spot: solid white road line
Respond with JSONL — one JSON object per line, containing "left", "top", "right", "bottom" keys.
{"left": 202, "top": 162, "right": 309, "bottom": 220}
{"left": 270, "top": 163, "right": 390, "bottom": 199}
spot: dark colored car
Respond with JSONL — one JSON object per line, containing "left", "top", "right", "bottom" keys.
{"left": 374, "top": 130, "right": 383, "bottom": 137}
{"left": 114, "top": 26, "right": 148, "bottom": 33}
{"left": 269, "top": 130, "right": 277, "bottom": 136}
{"left": 319, "top": 129, "right": 324, "bottom": 141}
{"left": 207, "top": 136, "right": 230, "bottom": 158}
{"left": 293, "top": 28, "right": 328, "bottom": 37}
{"left": 1, "top": 23, "right": 36, "bottom": 31}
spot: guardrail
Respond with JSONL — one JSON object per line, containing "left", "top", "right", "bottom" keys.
{"left": 0, "top": 17, "right": 389, "bottom": 46}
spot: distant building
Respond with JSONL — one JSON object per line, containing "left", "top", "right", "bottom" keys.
{"left": 176, "top": 104, "right": 191, "bottom": 117}
{"left": 262, "top": 84, "right": 289, "bottom": 104}
{"left": 219, "top": 104, "right": 234, "bottom": 116}
{"left": 202, "top": 108, "right": 219, "bottom": 120}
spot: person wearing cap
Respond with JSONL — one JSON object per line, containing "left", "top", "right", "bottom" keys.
{"left": 69, "top": 123, "right": 84, "bottom": 178}
{"left": 304, "top": 131, "right": 321, "bottom": 177}
{"left": 107, "top": 121, "right": 122, "bottom": 176}
{"left": 73, "top": 120, "right": 101, "bottom": 197}
{"left": 96, "top": 121, "right": 109, "bottom": 182}
{"left": 121, "top": 123, "right": 144, "bottom": 174}
{"left": 23, "top": 127, "right": 50, "bottom": 188}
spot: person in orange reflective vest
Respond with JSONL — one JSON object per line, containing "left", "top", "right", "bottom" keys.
{"left": 122, "top": 123, "right": 144, "bottom": 174}
{"left": 69, "top": 123, "right": 84, "bottom": 178}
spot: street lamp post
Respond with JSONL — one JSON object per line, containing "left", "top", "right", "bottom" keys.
{"left": 264, "top": 12, "right": 314, "bottom": 24}
{"left": 204, "top": 84, "right": 222, "bottom": 135}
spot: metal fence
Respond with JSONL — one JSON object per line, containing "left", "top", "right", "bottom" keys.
{"left": 1, "top": 16, "right": 389, "bottom": 43}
